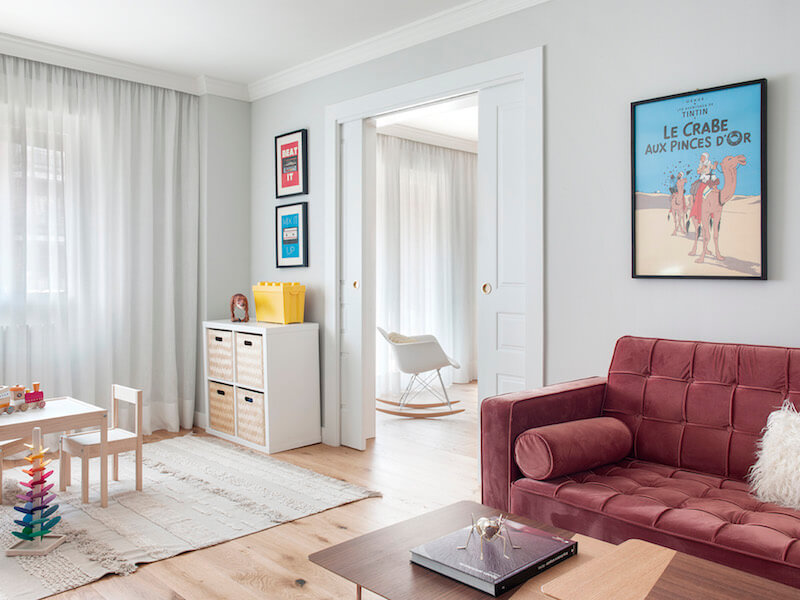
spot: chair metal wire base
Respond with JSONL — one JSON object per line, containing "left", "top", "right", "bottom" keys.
{"left": 398, "top": 369, "right": 452, "bottom": 409}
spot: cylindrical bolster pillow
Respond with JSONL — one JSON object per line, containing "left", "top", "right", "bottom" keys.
{"left": 514, "top": 417, "right": 632, "bottom": 480}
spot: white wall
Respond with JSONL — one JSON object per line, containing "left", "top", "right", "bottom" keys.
{"left": 251, "top": 0, "right": 800, "bottom": 420}
{"left": 196, "top": 94, "right": 252, "bottom": 420}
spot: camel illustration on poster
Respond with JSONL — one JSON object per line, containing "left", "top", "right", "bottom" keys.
{"left": 631, "top": 80, "right": 766, "bottom": 279}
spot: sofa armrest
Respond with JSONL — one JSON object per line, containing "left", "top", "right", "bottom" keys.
{"left": 480, "top": 377, "right": 607, "bottom": 511}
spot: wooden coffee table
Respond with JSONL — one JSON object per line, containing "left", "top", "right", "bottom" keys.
{"left": 309, "top": 500, "right": 799, "bottom": 599}
{"left": 309, "top": 500, "right": 614, "bottom": 599}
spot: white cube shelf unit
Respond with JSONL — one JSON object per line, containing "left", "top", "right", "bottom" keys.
{"left": 202, "top": 319, "right": 321, "bottom": 453}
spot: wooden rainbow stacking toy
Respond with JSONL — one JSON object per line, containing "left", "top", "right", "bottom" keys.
{"left": 7, "top": 426, "right": 65, "bottom": 556}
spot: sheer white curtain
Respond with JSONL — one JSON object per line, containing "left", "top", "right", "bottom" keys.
{"left": 0, "top": 55, "right": 199, "bottom": 434}
{"left": 376, "top": 134, "right": 477, "bottom": 395}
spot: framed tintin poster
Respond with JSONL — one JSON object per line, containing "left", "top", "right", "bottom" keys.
{"left": 631, "top": 79, "right": 766, "bottom": 279}
{"left": 275, "top": 129, "right": 308, "bottom": 198}
{"left": 276, "top": 202, "right": 308, "bottom": 268}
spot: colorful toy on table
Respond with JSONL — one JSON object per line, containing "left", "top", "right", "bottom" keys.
{"left": 7, "top": 426, "right": 65, "bottom": 556}
{"left": 0, "top": 386, "right": 10, "bottom": 415}
{"left": 1, "top": 382, "right": 45, "bottom": 415}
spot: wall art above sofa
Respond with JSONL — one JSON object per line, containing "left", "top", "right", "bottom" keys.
{"left": 631, "top": 80, "right": 767, "bottom": 279}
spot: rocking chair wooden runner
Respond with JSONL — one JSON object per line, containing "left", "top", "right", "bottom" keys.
{"left": 376, "top": 327, "right": 465, "bottom": 418}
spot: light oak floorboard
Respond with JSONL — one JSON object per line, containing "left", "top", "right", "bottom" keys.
{"left": 39, "top": 383, "right": 481, "bottom": 599}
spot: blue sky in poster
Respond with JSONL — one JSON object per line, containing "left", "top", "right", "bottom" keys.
{"left": 634, "top": 83, "right": 762, "bottom": 195}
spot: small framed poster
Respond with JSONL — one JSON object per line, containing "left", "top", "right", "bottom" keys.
{"left": 275, "top": 129, "right": 308, "bottom": 198}
{"left": 276, "top": 202, "right": 308, "bottom": 268}
{"left": 631, "top": 79, "right": 766, "bottom": 279}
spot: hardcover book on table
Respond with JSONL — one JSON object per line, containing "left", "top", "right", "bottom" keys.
{"left": 410, "top": 520, "right": 577, "bottom": 596}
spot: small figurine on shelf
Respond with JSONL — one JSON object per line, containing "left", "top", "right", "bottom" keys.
{"left": 7, "top": 426, "right": 65, "bottom": 556}
{"left": 230, "top": 293, "right": 250, "bottom": 322}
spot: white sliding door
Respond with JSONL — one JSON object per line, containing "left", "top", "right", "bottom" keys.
{"left": 339, "top": 118, "right": 377, "bottom": 450}
{"left": 329, "top": 49, "right": 543, "bottom": 448}
{"left": 477, "top": 80, "right": 528, "bottom": 403}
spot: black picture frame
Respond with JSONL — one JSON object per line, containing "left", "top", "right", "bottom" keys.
{"left": 275, "top": 128, "right": 308, "bottom": 198}
{"left": 631, "top": 79, "right": 767, "bottom": 279}
{"left": 275, "top": 201, "right": 308, "bottom": 268}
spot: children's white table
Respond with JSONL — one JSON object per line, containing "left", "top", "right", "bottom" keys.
{"left": 0, "top": 397, "right": 108, "bottom": 507}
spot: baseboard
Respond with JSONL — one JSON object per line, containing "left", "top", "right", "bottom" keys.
{"left": 194, "top": 410, "right": 208, "bottom": 428}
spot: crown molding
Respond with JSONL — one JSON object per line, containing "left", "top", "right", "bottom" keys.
{"left": 195, "top": 75, "right": 250, "bottom": 102}
{"left": 377, "top": 123, "right": 478, "bottom": 154}
{"left": 0, "top": 32, "right": 248, "bottom": 100}
{"left": 248, "top": 0, "right": 550, "bottom": 100}
{"left": 0, "top": 0, "right": 550, "bottom": 102}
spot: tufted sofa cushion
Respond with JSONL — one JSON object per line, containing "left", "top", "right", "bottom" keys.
{"left": 510, "top": 458, "right": 800, "bottom": 584}
{"left": 603, "top": 337, "right": 800, "bottom": 480}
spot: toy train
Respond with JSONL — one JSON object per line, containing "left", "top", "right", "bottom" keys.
{"left": 0, "top": 382, "right": 45, "bottom": 415}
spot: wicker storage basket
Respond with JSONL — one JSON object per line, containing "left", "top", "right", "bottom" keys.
{"left": 236, "top": 388, "right": 265, "bottom": 446}
{"left": 208, "top": 381, "right": 235, "bottom": 436}
{"left": 206, "top": 329, "right": 234, "bottom": 381}
{"left": 235, "top": 332, "right": 264, "bottom": 389}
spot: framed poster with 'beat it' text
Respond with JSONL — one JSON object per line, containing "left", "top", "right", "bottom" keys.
{"left": 275, "top": 129, "right": 308, "bottom": 198}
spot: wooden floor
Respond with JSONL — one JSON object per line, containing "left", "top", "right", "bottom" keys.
{"left": 48, "top": 382, "right": 480, "bottom": 600}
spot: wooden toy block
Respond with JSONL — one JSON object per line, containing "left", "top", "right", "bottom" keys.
{"left": 7, "top": 534, "right": 66, "bottom": 555}
{"left": 20, "top": 471, "right": 53, "bottom": 488}
{"left": 19, "top": 504, "right": 58, "bottom": 523}
{"left": 17, "top": 483, "right": 54, "bottom": 502}
{"left": 3, "top": 382, "right": 47, "bottom": 415}
{"left": 15, "top": 517, "right": 49, "bottom": 528}
{"left": 23, "top": 460, "right": 51, "bottom": 475}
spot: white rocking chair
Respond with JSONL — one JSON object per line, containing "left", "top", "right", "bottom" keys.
{"left": 376, "top": 327, "right": 465, "bottom": 418}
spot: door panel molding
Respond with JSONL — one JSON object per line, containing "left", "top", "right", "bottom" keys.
{"left": 477, "top": 80, "right": 527, "bottom": 405}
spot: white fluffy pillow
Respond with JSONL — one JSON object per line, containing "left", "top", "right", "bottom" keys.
{"left": 748, "top": 400, "right": 800, "bottom": 509}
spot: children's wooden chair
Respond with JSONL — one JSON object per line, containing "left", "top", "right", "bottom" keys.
{"left": 59, "top": 384, "right": 143, "bottom": 502}
{"left": 0, "top": 437, "right": 29, "bottom": 504}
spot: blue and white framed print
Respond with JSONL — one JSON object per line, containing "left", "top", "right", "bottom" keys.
{"left": 276, "top": 201, "right": 308, "bottom": 268}
{"left": 631, "top": 79, "right": 766, "bottom": 279}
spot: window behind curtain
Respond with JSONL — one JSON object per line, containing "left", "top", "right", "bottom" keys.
{"left": 0, "top": 54, "right": 200, "bottom": 434}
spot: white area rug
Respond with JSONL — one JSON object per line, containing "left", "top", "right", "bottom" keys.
{"left": 0, "top": 435, "right": 379, "bottom": 600}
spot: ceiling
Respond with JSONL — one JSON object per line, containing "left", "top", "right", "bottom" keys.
{"left": 376, "top": 94, "right": 478, "bottom": 142}
{"left": 0, "top": 0, "right": 546, "bottom": 99}
{"left": 0, "top": 0, "right": 460, "bottom": 83}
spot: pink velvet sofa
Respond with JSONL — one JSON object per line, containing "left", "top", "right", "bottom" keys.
{"left": 481, "top": 336, "right": 800, "bottom": 588}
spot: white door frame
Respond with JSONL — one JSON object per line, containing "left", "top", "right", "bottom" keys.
{"left": 323, "top": 47, "right": 544, "bottom": 446}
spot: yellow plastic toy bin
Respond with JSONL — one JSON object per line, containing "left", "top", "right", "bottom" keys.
{"left": 252, "top": 282, "right": 306, "bottom": 324}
